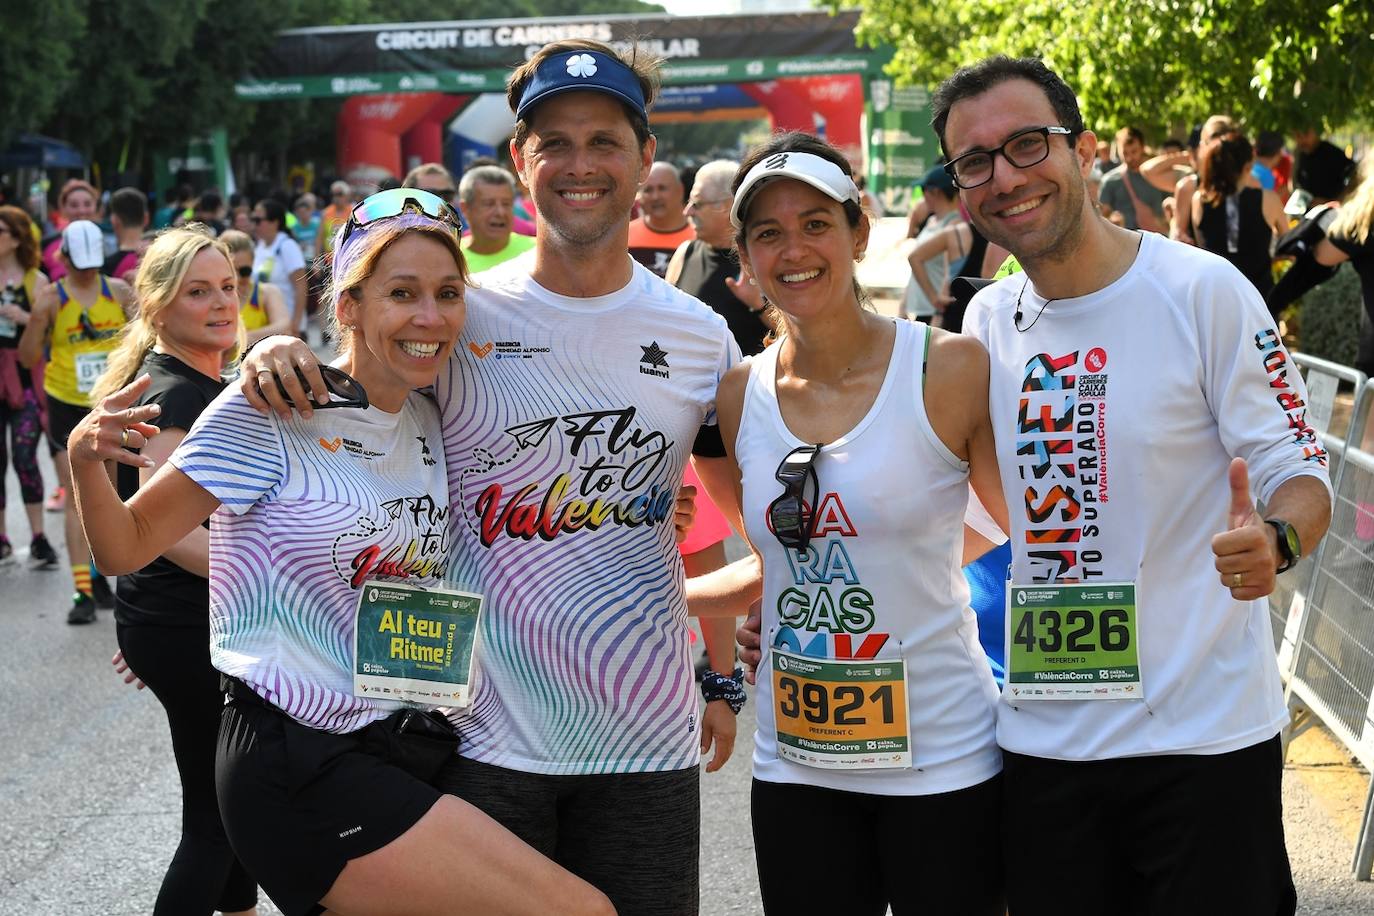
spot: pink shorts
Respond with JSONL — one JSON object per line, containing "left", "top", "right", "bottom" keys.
{"left": 678, "top": 463, "right": 732, "bottom": 555}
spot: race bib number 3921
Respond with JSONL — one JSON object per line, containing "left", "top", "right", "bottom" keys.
{"left": 1006, "top": 582, "right": 1140, "bottom": 700}
{"left": 771, "top": 649, "right": 910, "bottom": 770}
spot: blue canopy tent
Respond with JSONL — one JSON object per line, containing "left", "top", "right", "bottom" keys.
{"left": 0, "top": 133, "right": 85, "bottom": 170}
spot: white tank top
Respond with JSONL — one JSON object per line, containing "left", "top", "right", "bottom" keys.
{"left": 740, "top": 318, "right": 1001, "bottom": 796}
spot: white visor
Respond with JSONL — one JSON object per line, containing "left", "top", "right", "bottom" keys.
{"left": 731, "top": 151, "right": 861, "bottom": 229}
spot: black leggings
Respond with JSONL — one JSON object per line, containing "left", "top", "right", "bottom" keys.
{"left": 751, "top": 775, "right": 1004, "bottom": 916}
{"left": 0, "top": 387, "right": 44, "bottom": 509}
{"left": 116, "top": 623, "right": 258, "bottom": 915}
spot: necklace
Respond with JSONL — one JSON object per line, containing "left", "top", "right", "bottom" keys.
{"left": 1012, "top": 278, "right": 1055, "bottom": 333}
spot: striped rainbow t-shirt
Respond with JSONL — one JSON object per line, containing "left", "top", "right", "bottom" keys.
{"left": 170, "top": 387, "right": 452, "bottom": 733}
{"left": 439, "top": 260, "right": 739, "bottom": 774}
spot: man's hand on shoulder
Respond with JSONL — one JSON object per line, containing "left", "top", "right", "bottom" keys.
{"left": 238, "top": 335, "right": 329, "bottom": 418}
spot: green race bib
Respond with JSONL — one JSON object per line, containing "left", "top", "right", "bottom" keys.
{"left": 1006, "top": 582, "right": 1141, "bottom": 700}
{"left": 353, "top": 581, "right": 483, "bottom": 708}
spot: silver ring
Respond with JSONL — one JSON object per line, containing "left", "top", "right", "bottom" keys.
{"left": 119, "top": 429, "right": 129, "bottom": 449}
{"left": 1232, "top": 572, "right": 1243, "bottom": 588}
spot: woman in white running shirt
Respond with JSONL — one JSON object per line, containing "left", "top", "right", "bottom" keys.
{"left": 715, "top": 133, "right": 1009, "bottom": 915}
{"left": 65, "top": 189, "right": 613, "bottom": 916}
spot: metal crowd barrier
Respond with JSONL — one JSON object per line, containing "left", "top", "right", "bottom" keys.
{"left": 1269, "top": 359, "right": 1374, "bottom": 880}
{"left": 1271, "top": 355, "right": 1367, "bottom": 667}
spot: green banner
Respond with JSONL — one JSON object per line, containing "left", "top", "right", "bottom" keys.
{"left": 863, "top": 80, "right": 940, "bottom": 216}
{"left": 235, "top": 53, "right": 885, "bottom": 101}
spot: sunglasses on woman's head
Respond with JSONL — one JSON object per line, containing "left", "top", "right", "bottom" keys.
{"left": 768, "top": 443, "right": 823, "bottom": 552}
{"left": 339, "top": 188, "right": 462, "bottom": 248}
{"left": 237, "top": 265, "right": 253, "bottom": 278}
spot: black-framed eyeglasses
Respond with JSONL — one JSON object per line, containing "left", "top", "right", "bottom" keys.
{"left": 340, "top": 188, "right": 462, "bottom": 249}
{"left": 768, "top": 443, "right": 823, "bottom": 552}
{"left": 236, "top": 265, "right": 253, "bottom": 278}
{"left": 253, "top": 364, "right": 369, "bottom": 410}
{"left": 943, "top": 126, "right": 1078, "bottom": 190}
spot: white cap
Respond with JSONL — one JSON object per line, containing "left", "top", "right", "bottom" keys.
{"left": 62, "top": 220, "right": 104, "bottom": 270}
{"left": 730, "top": 151, "right": 861, "bottom": 228}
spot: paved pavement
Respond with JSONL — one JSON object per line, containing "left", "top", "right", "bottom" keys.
{"left": 2, "top": 450, "right": 1371, "bottom": 914}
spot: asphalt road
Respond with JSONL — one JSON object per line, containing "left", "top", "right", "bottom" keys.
{"left": 1, "top": 451, "right": 1371, "bottom": 914}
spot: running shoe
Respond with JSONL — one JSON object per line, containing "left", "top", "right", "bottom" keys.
{"left": 92, "top": 576, "right": 115, "bottom": 610}
{"left": 0, "top": 536, "right": 13, "bottom": 565}
{"left": 67, "top": 593, "right": 96, "bottom": 625}
{"left": 45, "top": 486, "right": 66, "bottom": 513}
{"left": 29, "top": 534, "right": 59, "bottom": 569}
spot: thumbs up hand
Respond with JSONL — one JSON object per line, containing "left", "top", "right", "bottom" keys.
{"left": 1210, "top": 457, "right": 1280, "bottom": 600}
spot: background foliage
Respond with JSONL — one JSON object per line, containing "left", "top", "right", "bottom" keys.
{"left": 1297, "top": 263, "right": 1364, "bottom": 367}
{"left": 0, "top": 0, "right": 661, "bottom": 183}
{"left": 829, "top": 0, "right": 1374, "bottom": 138}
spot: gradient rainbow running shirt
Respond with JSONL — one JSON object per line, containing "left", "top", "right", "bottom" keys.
{"left": 171, "top": 389, "right": 452, "bottom": 734}
{"left": 439, "top": 261, "right": 738, "bottom": 774}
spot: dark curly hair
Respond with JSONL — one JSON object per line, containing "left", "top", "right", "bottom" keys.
{"left": 931, "top": 56, "right": 1086, "bottom": 157}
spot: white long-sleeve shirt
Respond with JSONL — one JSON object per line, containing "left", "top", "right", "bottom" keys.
{"left": 964, "top": 232, "right": 1330, "bottom": 760}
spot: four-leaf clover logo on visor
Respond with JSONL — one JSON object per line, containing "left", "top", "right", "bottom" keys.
{"left": 566, "top": 53, "right": 598, "bottom": 78}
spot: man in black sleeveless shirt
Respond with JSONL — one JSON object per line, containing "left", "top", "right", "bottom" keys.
{"left": 665, "top": 160, "right": 770, "bottom": 355}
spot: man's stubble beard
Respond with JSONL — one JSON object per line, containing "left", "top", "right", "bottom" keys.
{"left": 971, "top": 174, "right": 1088, "bottom": 271}
{"left": 544, "top": 209, "right": 624, "bottom": 248}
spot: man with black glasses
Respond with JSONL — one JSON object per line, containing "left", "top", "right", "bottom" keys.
{"left": 935, "top": 56, "right": 1330, "bottom": 914}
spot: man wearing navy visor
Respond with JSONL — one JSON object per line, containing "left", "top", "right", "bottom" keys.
{"left": 431, "top": 44, "right": 745, "bottom": 916}
{"left": 242, "top": 39, "right": 744, "bottom": 915}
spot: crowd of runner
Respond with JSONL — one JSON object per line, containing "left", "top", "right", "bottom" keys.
{"left": 1, "top": 34, "right": 1368, "bottom": 916}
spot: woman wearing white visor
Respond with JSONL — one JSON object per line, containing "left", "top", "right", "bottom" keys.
{"left": 711, "top": 133, "right": 1010, "bottom": 914}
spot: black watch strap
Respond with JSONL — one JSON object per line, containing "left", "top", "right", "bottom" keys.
{"left": 1265, "top": 519, "right": 1300, "bottom": 574}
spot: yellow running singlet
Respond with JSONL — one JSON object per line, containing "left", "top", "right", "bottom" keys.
{"left": 44, "top": 276, "right": 126, "bottom": 407}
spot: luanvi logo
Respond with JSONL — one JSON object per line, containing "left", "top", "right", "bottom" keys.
{"left": 417, "top": 436, "right": 436, "bottom": 467}
{"left": 468, "top": 341, "right": 494, "bottom": 359}
{"left": 318, "top": 437, "right": 342, "bottom": 452}
{"left": 639, "top": 341, "right": 670, "bottom": 378}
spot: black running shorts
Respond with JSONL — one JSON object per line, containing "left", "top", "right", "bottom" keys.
{"left": 216, "top": 697, "right": 442, "bottom": 916}
{"left": 45, "top": 395, "right": 88, "bottom": 455}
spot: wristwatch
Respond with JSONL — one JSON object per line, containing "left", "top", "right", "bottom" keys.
{"left": 1265, "top": 519, "right": 1301, "bottom": 574}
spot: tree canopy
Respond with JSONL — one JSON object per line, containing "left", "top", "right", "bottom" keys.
{"left": 828, "top": 0, "right": 1374, "bottom": 138}
{"left": 0, "top": 0, "right": 662, "bottom": 179}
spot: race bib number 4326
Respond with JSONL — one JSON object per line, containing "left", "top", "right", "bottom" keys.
{"left": 771, "top": 649, "right": 910, "bottom": 770}
{"left": 1006, "top": 582, "right": 1140, "bottom": 700}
